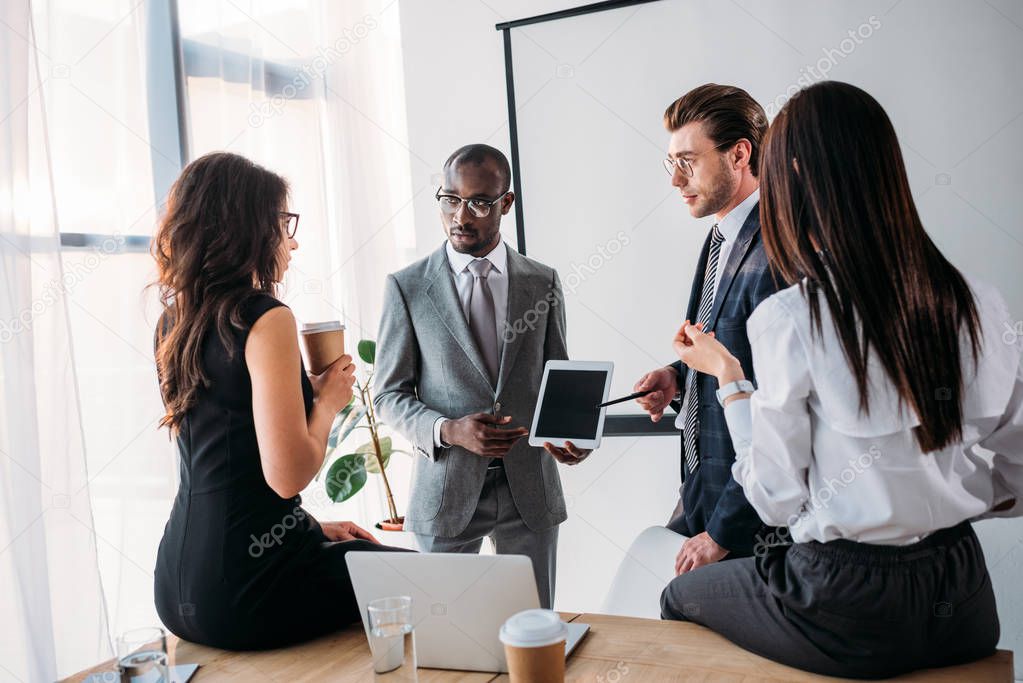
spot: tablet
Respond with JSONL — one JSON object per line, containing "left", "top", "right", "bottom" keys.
{"left": 528, "top": 360, "right": 614, "bottom": 449}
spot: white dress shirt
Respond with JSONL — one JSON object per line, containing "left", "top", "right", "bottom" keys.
{"left": 433, "top": 239, "right": 509, "bottom": 448}
{"left": 710, "top": 187, "right": 759, "bottom": 303}
{"left": 724, "top": 275, "right": 1023, "bottom": 545}
{"left": 675, "top": 188, "right": 760, "bottom": 429}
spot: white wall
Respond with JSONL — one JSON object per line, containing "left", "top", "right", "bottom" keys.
{"left": 508, "top": 0, "right": 1023, "bottom": 400}
{"left": 397, "top": 1, "right": 1023, "bottom": 676}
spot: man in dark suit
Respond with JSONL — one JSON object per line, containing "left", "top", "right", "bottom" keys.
{"left": 632, "top": 84, "right": 780, "bottom": 577}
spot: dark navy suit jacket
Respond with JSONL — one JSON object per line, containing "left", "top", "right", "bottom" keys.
{"left": 666, "top": 201, "right": 782, "bottom": 556}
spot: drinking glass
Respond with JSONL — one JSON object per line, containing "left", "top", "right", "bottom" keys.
{"left": 116, "top": 626, "right": 168, "bottom": 683}
{"left": 367, "top": 596, "right": 417, "bottom": 681}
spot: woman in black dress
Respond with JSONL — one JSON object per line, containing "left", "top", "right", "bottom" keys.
{"left": 151, "top": 152, "right": 405, "bottom": 650}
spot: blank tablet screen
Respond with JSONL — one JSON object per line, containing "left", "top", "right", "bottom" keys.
{"left": 534, "top": 369, "right": 608, "bottom": 440}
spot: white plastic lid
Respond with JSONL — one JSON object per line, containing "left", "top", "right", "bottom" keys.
{"left": 498, "top": 609, "right": 568, "bottom": 648}
{"left": 301, "top": 321, "right": 344, "bottom": 334}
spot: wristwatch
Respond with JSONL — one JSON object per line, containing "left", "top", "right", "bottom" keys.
{"left": 716, "top": 380, "right": 755, "bottom": 407}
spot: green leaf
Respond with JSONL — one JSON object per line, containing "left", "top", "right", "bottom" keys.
{"left": 324, "top": 453, "right": 367, "bottom": 502}
{"left": 336, "top": 406, "right": 367, "bottom": 445}
{"left": 327, "top": 398, "right": 357, "bottom": 449}
{"left": 357, "top": 339, "right": 376, "bottom": 365}
{"left": 359, "top": 436, "right": 393, "bottom": 473}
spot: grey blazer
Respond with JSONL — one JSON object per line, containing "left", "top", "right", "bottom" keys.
{"left": 374, "top": 242, "right": 569, "bottom": 537}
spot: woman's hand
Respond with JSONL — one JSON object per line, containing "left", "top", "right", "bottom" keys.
{"left": 320, "top": 520, "right": 380, "bottom": 544}
{"left": 673, "top": 322, "right": 743, "bottom": 383}
{"left": 308, "top": 354, "right": 356, "bottom": 414}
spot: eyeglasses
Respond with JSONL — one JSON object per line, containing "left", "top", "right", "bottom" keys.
{"left": 662, "top": 141, "right": 734, "bottom": 178}
{"left": 280, "top": 212, "right": 299, "bottom": 238}
{"left": 435, "top": 187, "right": 510, "bottom": 219}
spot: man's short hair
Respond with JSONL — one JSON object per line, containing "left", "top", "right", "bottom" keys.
{"left": 443, "top": 144, "right": 512, "bottom": 193}
{"left": 663, "top": 84, "right": 768, "bottom": 177}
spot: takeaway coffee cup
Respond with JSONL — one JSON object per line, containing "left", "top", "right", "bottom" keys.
{"left": 499, "top": 609, "right": 567, "bottom": 683}
{"left": 300, "top": 321, "right": 345, "bottom": 374}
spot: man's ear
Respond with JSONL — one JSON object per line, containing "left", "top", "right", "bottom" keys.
{"left": 501, "top": 191, "right": 515, "bottom": 215}
{"left": 732, "top": 138, "right": 752, "bottom": 170}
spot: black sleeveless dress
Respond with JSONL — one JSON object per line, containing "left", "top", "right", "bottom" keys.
{"left": 154, "top": 292, "right": 404, "bottom": 650}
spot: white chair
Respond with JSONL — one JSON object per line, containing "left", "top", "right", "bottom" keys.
{"left": 599, "top": 526, "right": 687, "bottom": 618}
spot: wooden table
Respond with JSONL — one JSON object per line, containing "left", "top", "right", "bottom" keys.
{"left": 66, "top": 612, "right": 1013, "bottom": 682}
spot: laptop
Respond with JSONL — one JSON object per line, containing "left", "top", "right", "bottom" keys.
{"left": 346, "top": 552, "right": 589, "bottom": 673}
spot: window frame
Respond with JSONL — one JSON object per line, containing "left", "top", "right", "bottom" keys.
{"left": 58, "top": 0, "right": 311, "bottom": 255}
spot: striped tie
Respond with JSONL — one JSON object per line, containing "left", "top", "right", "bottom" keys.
{"left": 682, "top": 224, "right": 724, "bottom": 474}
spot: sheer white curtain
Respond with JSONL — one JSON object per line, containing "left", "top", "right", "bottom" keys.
{"left": 28, "top": 0, "right": 179, "bottom": 658}
{"left": 178, "top": 0, "right": 421, "bottom": 529}
{"left": 0, "top": 1, "right": 112, "bottom": 680}
{"left": 1, "top": 1, "right": 420, "bottom": 676}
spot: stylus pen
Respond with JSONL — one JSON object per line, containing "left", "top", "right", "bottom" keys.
{"left": 596, "top": 389, "right": 653, "bottom": 408}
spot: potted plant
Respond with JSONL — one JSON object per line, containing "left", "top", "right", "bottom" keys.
{"left": 317, "top": 338, "right": 407, "bottom": 531}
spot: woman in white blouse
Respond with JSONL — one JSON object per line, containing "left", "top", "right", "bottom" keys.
{"left": 660, "top": 80, "right": 1022, "bottom": 679}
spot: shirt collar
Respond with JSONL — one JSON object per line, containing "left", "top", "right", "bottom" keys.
{"left": 445, "top": 237, "right": 507, "bottom": 275}
{"left": 716, "top": 188, "right": 760, "bottom": 245}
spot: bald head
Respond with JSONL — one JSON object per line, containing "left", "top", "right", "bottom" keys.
{"left": 442, "top": 144, "right": 512, "bottom": 194}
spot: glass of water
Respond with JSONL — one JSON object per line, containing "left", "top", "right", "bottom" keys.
{"left": 116, "top": 627, "right": 168, "bottom": 683}
{"left": 367, "top": 596, "right": 417, "bottom": 681}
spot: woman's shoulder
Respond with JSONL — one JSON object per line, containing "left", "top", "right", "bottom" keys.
{"left": 749, "top": 273, "right": 1013, "bottom": 339}
{"left": 154, "top": 293, "right": 289, "bottom": 345}
{"left": 747, "top": 280, "right": 810, "bottom": 340}
{"left": 238, "top": 291, "right": 290, "bottom": 329}
{"left": 963, "top": 274, "right": 1012, "bottom": 328}
{"left": 224, "top": 293, "right": 294, "bottom": 357}
{"left": 961, "top": 274, "right": 1020, "bottom": 405}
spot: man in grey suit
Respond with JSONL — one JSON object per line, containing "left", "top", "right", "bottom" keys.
{"left": 374, "top": 144, "right": 588, "bottom": 608}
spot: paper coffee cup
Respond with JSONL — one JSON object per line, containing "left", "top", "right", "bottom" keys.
{"left": 499, "top": 609, "right": 567, "bottom": 683}
{"left": 300, "top": 321, "right": 346, "bottom": 374}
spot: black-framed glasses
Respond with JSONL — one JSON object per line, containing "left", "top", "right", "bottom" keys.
{"left": 435, "top": 187, "right": 510, "bottom": 218}
{"left": 662, "top": 141, "right": 734, "bottom": 178}
{"left": 280, "top": 212, "right": 299, "bottom": 238}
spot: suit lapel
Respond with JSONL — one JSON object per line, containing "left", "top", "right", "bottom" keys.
{"left": 424, "top": 244, "right": 493, "bottom": 387}
{"left": 495, "top": 249, "right": 535, "bottom": 396}
{"left": 706, "top": 202, "right": 760, "bottom": 331}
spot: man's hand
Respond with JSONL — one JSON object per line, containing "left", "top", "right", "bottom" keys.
{"left": 633, "top": 366, "right": 679, "bottom": 422}
{"left": 674, "top": 531, "right": 729, "bottom": 575}
{"left": 543, "top": 440, "right": 591, "bottom": 466}
{"left": 441, "top": 413, "right": 528, "bottom": 457}
{"left": 320, "top": 520, "right": 380, "bottom": 544}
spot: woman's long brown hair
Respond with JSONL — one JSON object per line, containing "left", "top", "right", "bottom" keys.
{"left": 759, "top": 81, "right": 981, "bottom": 452}
{"left": 152, "top": 152, "right": 289, "bottom": 430}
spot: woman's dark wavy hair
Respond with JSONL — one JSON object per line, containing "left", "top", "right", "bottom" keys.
{"left": 759, "top": 81, "right": 981, "bottom": 452}
{"left": 151, "top": 152, "right": 289, "bottom": 430}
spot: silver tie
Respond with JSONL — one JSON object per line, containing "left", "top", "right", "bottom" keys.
{"left": 467, "top": 259, "right": 499, "bottom": 386}
{"left": 682, "top": 224, "right": 724, "bottom": 473}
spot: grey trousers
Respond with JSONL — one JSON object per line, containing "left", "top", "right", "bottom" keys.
{"left": 661, "top": 521, "right": 999, "bottom": 680}
{"left": 414, "top": 466, "right": 559, "bottom": 609}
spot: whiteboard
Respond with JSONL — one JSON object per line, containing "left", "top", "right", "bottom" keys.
{"left": 502, "top": 0, "right": 1023, "bottom": 419}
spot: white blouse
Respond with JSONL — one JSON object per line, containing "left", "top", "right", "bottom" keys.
{"left": 725, "top": 276, "right": 1023, "bottom": 545}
